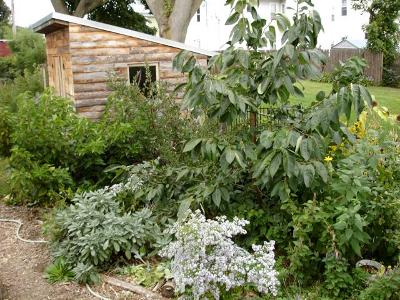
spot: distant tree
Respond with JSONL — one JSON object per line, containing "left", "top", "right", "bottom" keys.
{"left": 51, "top": 0, "right": 156, "bottom": 35}
{"left": 51, "top": 0, "right": 105, "bottom": 17}
{"left": 7, "top": 28, "right": 46, "bottom": 74}
{"left": 88, "top": 0, "right": 157, "bottom": 35}
{"left": 0, "top": 0, "right": 10, "bottom": 23}
{"left": 351, "top": 0, "right": 400, "bottom": 86}
{"left": 51, "top": 0, "right": 203, "bottom": 43}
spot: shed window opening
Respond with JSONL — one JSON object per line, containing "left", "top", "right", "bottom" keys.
{"left": 129, "top": 65, "right": 157, "bottom": 96}
{"left": 197, "top": 8, "right": 201, "bottom": 22}
{"left": 342, "top": 0, "right": 347, "bottom": 16}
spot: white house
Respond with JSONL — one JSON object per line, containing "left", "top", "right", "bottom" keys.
{"left": 133, "top": 0, "right": 369, "bottom": 51}
{"left": 184, "top": 0, "right": 369, "bottom": 50}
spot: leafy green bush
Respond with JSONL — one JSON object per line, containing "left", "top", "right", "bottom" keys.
{"left": 316, "top": 58, "right": 376, "bottom": 88}
{"left": 0, "top": 65, "right": 44, "bottom": 112}
{"left": 103, "top": 74, "right": 218, "bottom": 165}
{"left": 359, "top": 267, "right": 400, "bottom": 300}
{"left": 6, "top": 91, "right": 106, "bottom": 203}
{"left": 382, "top": 67, "right": 400, "bottom": 87}
{"left": 7, "top": 27, "right": 46, "bottom": 75}
{"left": 47, "top": 190, "right": 169, "bottom": 283}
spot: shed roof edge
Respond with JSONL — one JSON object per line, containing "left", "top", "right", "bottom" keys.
{"left": 32, "top": 12, "right": 218, "bottom": 57}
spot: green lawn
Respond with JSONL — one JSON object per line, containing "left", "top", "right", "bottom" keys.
{"left": 290, "top": 80, "right": 400, "bottom": 115}
{"left": 0, "top": 156, "right": 10, "bottom": 198}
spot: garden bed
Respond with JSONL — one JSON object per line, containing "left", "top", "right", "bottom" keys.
{"left": 0, "top": 198, "right": 157, "bottom": 300}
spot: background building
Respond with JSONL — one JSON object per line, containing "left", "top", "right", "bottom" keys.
{"left": 136, "top": 0, "right": 369, "bottom": 51}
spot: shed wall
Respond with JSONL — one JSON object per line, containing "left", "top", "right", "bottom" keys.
{"left": 68, "top": 24, "right": 208, "bottom": 119}
{"left": 45, "top": 28, "right": 74, "bottom": 100}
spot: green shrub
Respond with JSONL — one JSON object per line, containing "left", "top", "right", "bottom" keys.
{"left": 103, "top": 73, "right": 218, "bottom": 165}
{"left": 7, "top": 27, "right": 46, "bottom": 75}
{"left": 0, "top": 65, "right": 44, "bottom": 112}
{"left": 46, "top": 190, "right": 169, "bottom": 283}
{"left": 359, "top": 267, "right": 400, "bottom": 300}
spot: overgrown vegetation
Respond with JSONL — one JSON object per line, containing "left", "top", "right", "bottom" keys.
{"left": 1, "top": 0, "right": 399, "bottom": 299}
{"left": 351, "top": 0, "right": 400, "bottom": 87}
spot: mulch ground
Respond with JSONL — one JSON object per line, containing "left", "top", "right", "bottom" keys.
{"left": 0, "top": 198, "right": 155, "bottom": 300}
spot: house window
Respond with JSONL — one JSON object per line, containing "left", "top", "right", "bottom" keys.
{"left": 270, "top": 4, "right": 276, "bottom": 19}
{"left": 197, "top": 8, "right": 200, "bottom": 22}
{"left": 281, "top": 4, "right": 285, "bottom": 14}
{"left": 332, "top": 14, "right": 335, "bottom": 21}
{"left": 128, "top": 64, "right": 158, "bottom": 96}
{"left": 342, "top": 0, "right": 347, "bottom": 16}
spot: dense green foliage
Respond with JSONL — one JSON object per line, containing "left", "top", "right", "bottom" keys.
{"left": 0, "top": 26, "right": 46, "bottom": 81}
{"left": 7, "top": 28, "right": 46, "bottom": 75}
{"left": 88, "top": 0, "right": 157, "bottom": 35}
{"left": 0, "top": 74, "right": 211, "bottom": 204}
{"left": 63, "top": 0, "right": 156, "bottom": 34}
{"left": 1, "top": 0, "right": 398, "bottom": 298}
{"left": 351, "top": 0, "right": 400, "bottom": 87}
{"left": 0, "top": 0, "right": 10, "bottom": 24}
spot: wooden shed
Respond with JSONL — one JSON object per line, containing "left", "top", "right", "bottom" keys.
{"left": 32, "top": 13, "right": 216, "bottom": 119}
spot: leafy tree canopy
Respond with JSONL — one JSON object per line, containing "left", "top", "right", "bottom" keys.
{"left": 351, "top": 0, "right": 400, "bottom": 85}
{"left": 53, "top": 0, "right": 156, "bottom": 35}
{"left": 87, "top": 0, "right": 157, "bottom": 35}
{"left": 0, "top": 0, "right": 10, "bottom": 23}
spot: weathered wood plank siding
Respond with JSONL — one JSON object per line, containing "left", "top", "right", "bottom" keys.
{"left": 68, "top": 24, "right": 208, "bottom": 119}
{"left": 320, "top": 49, "right": 383, "bottom": 83}
{"left": 45, "top": 27, "right": 74, "bottom": 100}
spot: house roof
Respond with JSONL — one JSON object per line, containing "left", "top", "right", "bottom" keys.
{"left": 332, "top": 39, "right": 367, "bottom": 49}
{"left": 32, "top": 12, "right": 218, "bottom": 58}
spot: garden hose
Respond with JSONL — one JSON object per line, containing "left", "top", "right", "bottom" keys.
{"left": 0, "top": 219, "right": 47, "bottom": 243}
{"left": 0, "top": 218, "right": 111, "bottom": 300}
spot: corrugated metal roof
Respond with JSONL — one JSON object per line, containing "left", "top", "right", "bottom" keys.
{"left": 32, "top": 12, "right": 218, "bottom": 57}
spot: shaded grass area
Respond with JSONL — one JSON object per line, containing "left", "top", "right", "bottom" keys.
{"left": 0, "top": 156, "right": 10, "bottom": 197}
{"left": 290, "top": 81, "right": 400, "bottom": 115}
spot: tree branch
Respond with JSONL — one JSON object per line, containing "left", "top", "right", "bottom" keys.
{"left": 51, "top": 0, "right": 70, "bottom": 15}
{"left": 74, "top": 0, "right": 108, "bottom": 17}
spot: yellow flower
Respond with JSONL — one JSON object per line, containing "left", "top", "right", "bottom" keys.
{"left": 324, "top": 156, "right": 333, "bottom": 163}
{"left": 330, "top": 145, "right": 338, "bottom": 151}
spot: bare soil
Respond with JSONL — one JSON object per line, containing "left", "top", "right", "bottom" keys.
{"left": 0, "top": 199, "right": 153, "bottom": 300}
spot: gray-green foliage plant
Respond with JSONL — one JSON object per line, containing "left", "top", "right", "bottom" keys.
{"left": 47, "top": 190, "right": 169, "bottom": 284}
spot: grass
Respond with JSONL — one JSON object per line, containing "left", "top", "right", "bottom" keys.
{"left": 0, "top": 156, "right": 10, "bottom": 198}
{"left": 290, "top": 80, "right": 400, "bottom": 115}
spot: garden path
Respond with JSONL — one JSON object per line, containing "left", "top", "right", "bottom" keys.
{"left": 0, "top": 199, "right": 146, "bottom": 300}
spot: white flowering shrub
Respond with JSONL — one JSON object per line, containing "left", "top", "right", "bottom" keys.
{"left": 160, "top": 210, "right": 279, "bottom": 299}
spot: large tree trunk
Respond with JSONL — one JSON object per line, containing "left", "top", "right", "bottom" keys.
{"left": 51, "top": 0, "right": 107, "bottom": 17}
{"left": 145, "top": 0, "right": 203, "bottom": 43}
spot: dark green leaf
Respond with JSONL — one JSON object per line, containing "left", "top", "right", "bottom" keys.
{"left": 183, "top": 139, "right": 203, "bottom": 152}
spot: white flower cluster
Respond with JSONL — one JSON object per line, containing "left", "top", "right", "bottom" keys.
{"left": 160, "top": 210, "right": 279, "bottom": 300}
{"left": 99, "top": 173, "right": 143, "bottom": 198}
